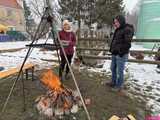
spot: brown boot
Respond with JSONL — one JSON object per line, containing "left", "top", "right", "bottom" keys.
{"left": 106, "top": 82, "right": 116, "bottom": 88}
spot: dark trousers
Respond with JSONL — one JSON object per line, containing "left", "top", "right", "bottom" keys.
{"left": 59, "top": 54, "right": 73, "bottom": 77}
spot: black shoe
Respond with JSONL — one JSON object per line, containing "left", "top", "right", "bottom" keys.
{"left": 106, "top": 82, "right": 115, "bottom": 88}
{"left": 110, "top": 84, "right": 116, "bottom": 88}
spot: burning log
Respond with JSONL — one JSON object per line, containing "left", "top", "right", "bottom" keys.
{"left": 35, "top": 69, "right": 81, "bottom": 118}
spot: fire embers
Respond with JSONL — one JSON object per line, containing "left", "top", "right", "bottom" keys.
{"left": 35, "top": 69, "right": 81, "bottom": 118}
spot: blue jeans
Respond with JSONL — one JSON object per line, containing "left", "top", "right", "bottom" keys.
{"left": 110, "top": 54, "right": 128, "bottom": 88}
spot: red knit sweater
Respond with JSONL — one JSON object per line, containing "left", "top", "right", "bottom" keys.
{"left": 59, "top": 30, "right": 76, "bottom": 55}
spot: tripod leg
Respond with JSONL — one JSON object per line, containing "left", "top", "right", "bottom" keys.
{"left": 32, "top": 67, "right": 34, "bottom": 81}
{"left": 51, "top": 29, "right": 61, "bottom": 77}
{"left": 21, "top": 71, "right": 26, "bottom": 112}
{"left": 25, "top": 69, "right": 28, "bottom": 80}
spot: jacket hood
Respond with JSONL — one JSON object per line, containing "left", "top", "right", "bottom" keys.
{"left": 115, "top": 15, "right": 126, "bottom": 28}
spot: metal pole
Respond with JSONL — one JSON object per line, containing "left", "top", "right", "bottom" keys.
{"left": 21, "top": 71, "right": 26, "bottom": 111}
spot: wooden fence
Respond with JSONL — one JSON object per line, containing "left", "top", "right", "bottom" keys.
{"left": 76, "top": 31, "right": 160, "bottom": 65}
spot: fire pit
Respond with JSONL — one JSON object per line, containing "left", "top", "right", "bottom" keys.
{"left": 35, "top": 69, "right": 82, "bottom": 119}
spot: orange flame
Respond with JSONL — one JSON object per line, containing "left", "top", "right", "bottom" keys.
{"left": 64, "top": 101, "right": 69, "bottom": 109}
{"left": 40, "top": 69, "right": 63, "bottom": 92}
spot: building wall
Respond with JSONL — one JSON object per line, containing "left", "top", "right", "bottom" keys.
{"left": 136, "top": 0, "right": 160, "bottom": 48}
{"left": 0, "top": 5, "right": 25, "bottom": 31}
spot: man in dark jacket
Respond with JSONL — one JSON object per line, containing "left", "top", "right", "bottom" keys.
{"left": 109, "top": 15, "right": 134, "bottom": 90}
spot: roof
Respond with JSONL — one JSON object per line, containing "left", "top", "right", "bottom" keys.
{"left": 0, "top": 0, "right": 22, "bottom": 9}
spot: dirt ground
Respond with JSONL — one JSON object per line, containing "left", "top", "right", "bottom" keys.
{"left": 0, "top": 67, "right": 150, "bottom": 120}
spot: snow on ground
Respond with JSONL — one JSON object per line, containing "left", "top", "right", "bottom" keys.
{"left": 0, "top": 39, "right": 59, "bottom": 70}
{"left": 87, "top": 43, "right": 160, "bottom": 114}
{"left": 0, "top": 41, "right": 160, "bottom": 114}
{"left": 0, "top": 39, "right": 54, "bottom": 50}
{"left": 127, "top": 44, "right": 160, "bottom": 114}
{"left": 127, "top": 62, "right": 160, "bottom": 114}
{"left": 130, "top": 43, "right": 149, "bottom": 50}
{"left": 0, "top": 41, "right": 30, "bottom": 50}
{"left": 102, "top": 43, "right": 160, "bottom": 115}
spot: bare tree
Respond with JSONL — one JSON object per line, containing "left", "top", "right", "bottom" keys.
{"left": 25, "top": 0, "right": 60, "bottom": 39}
{"left": 29, "top": 0, "right": 45, "bottom": 18}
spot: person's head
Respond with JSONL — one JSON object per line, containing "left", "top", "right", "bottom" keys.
{"left": 113, "top": 15, "right": 126, "bottom": 29}
{"left": 62, "top": 20, "right": 71, "bottom": 31}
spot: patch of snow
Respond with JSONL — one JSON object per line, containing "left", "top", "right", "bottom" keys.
{"left": 130, "top": 43, "right": 151, "bottom": 50}
{"left": 0, "top": 39, "right": 54, "bottom": 50}
{"left": 0, "top": 41, "right": 30, "bottom": 50}
{"left": 102, "top": 44, "right": 160, "bottom": 114}
{"left": 0, "top": 39, "right": 59, "bottom": 70}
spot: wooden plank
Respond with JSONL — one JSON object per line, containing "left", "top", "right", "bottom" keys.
{"left": 80, "top": 55, "right": 160, "bottom": 65}
{"left": 128, "top": 59, "right": 160, "bottom": 64}
{"left": 76, "top": 47, "right": 160, "bottom": 55}
{"left": 78, "top": 38, "right": 160, "bottom": 42}
{"left": 41, "top": 58, "right": 59, "bottom": 62}
{"left": 132, "top": 39, "right": 160, "bottom": 42}
{"left": 76, "top": 47, "right": 109, "bottom": 51}
{"left": 0, "top": 63, "right": 35, "bottom": 79}
{"left": 130, "top": 50, "right": 159, "bottom": 55}
{"left": 78, "top": 38, "right": 106, "bottom": 41}
{"left": 0, "top": 48, "right": 25, "bottom": 53}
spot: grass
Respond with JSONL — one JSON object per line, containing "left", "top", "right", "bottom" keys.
{"left": 0, "top": 68, "right": 150, "bottom": 120}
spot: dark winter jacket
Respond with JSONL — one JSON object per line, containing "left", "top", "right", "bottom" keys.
{"left": 59, "top": 30, "right": 76, "bottom": 55}
{"left": 110, "top": 16, "right": 134, "bottom": 57}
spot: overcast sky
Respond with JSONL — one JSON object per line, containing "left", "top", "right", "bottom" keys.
{"left": 123, "top": 0, "right": 140, "bottom": 13}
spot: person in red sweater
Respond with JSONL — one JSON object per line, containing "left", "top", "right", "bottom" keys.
{"left": 58, "top": 20, "right": 76, "bottom": 80}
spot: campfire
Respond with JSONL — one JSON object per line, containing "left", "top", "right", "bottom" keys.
{"left": 35, "top": 69, "right": 82, "bottom": 118}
